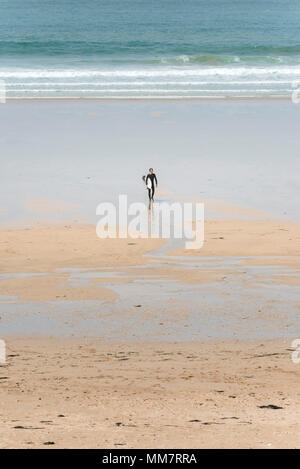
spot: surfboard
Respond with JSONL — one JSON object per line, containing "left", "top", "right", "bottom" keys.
{"left": 142, "top": 175, "right": 152, "bottom": 189}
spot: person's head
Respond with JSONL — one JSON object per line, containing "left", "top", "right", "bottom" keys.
{"left": 149, "top": 168, "right": 153, "bottom": 174}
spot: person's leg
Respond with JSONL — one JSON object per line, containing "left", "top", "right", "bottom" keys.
{"left": 151, "top": 185, "right": 155, "bottom": 200}
{"left": 148, "top": 188, "right": 151, "bottom": 200}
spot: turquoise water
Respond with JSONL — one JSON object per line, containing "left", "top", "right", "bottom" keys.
{"left": 1, "top": 0, "right": 300, "bottom": 98}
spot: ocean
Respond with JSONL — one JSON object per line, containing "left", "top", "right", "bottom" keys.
{"left": 1, "top": 0, "right": 300, "bottom": 99}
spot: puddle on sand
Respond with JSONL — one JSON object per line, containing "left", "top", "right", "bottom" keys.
{"left": 0, "top": 240, "right": 300, "bottom": 341}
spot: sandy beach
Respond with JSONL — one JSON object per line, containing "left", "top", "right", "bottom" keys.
{"left": 1, "top": 218, "right": 300, "bottom": 302}
{"left": 1, "top": 216, "right": 300, "bottom": 448}
{"left": 1, "top": 98, "right": 300, "bottom": 449}
{"left": 2, "top": 0, "right": 300, "bottom": 453}
{"left": 1, "top": 338, "right": 299, "bottom": 449}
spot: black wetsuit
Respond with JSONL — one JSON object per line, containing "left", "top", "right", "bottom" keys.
{"left": 146, "top": 173, "right": 157, "bottom": 200}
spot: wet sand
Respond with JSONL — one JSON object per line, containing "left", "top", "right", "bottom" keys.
{"left": 1, "top": 220, "right": 300, "bottom": 342}
{"left": 1, "top": 100, "right": 300, "bottom": 224}
{"left": 1, "top": 218, "right": 300, "bottom": 448}
{"left": 1, "top": 98, "right": 300, "bottom": 448}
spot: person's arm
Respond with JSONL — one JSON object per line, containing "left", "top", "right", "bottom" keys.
{"left": 154, "top": 174, "right": 158, "bottom": 186}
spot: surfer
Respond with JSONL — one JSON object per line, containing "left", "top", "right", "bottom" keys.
{"left": 144, "top": 168, "right": 158, "bottom": 201}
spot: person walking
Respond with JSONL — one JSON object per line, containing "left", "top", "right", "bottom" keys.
{"left": 145, "top": 168, "right": 158, "bottom": 201}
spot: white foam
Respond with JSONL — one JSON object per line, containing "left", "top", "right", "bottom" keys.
{"left": 7, "top": 95, "right": 227, "bottom": 100}
{"left": 7, "top": 88, "right": 290, "bottom": 93}
{"left": 6, "top": 80, "right": 293, "bottom": 86}
{"left": 2, "top": 66, "right": 297, "bottom": 99}
{"left": 1, "top": 66, "right": 300, "bottom": 79}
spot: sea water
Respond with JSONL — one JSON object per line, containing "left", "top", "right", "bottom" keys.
{"left": 1, "top": 0, "right": 300, "bottom": 99}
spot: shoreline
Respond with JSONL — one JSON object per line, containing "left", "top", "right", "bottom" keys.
{"left": 4, "top": 96, "right": 293, "bottom": 102}
{"left": 2, "top": 99, "right": 300, "bottom": 223}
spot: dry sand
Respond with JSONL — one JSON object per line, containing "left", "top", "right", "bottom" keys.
{"left": 2, "top": 219, "right": 300, "bottom": 304}
{"left": 1, "top": 219, "right": 300, "bottom": 275}
{"left": 1, "top": 218, "right": 300, "bottom": 448}
{"left": 0, "top": 223, "right": 164, "bottom": 274}
{"left": 170, "top": 219, "right": 300, "bottom": 258}
{"left": 0, "top": 275, "right": 117, "bottom": 302}
{"left": 1, "top": 338, "right": 299, "bottom": 449}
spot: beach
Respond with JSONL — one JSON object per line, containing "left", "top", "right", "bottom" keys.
{"left": 2, "top": 0, "right": 300, "bottom": 453}
{"left": 1, "top": 338, "right": 299, "bottom": 449}
{"left": 2, "top": 99, "right": 300, "bottom": 224}
{"left": 1, "top": 209, "right": 300, "bottom": 448}
{"left": 1, "top": 96, "right": 300, "bottom": 448}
